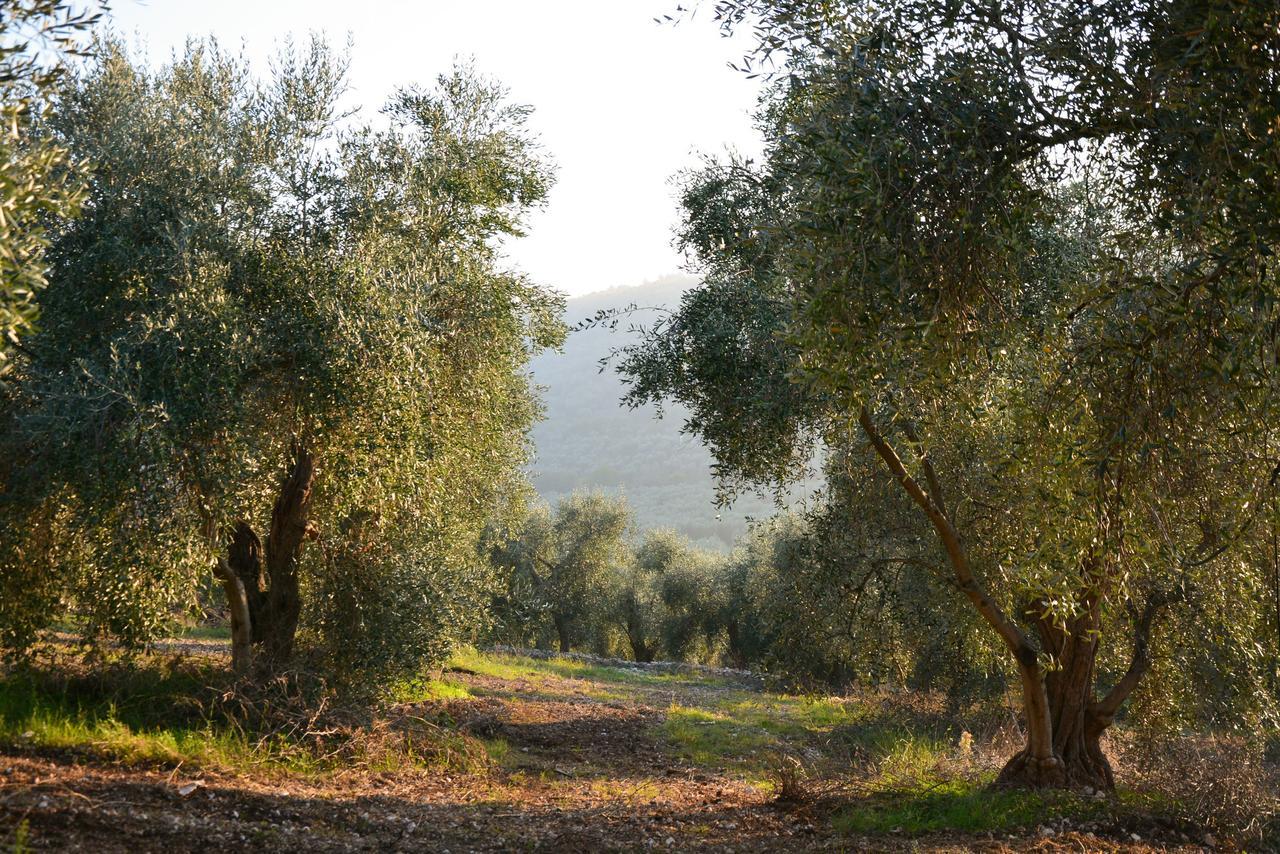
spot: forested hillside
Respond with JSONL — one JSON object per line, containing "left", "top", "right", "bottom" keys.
{"left": 528, "top": 276, "right": 801, "bottom": 549}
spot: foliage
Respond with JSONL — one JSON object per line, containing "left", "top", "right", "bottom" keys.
{"left": 0, "top": 0, "right": 99, "bottom": 375}
{"left": 0, "top": 37, "right": 564, "bottom": 692}
{"left": 618, "top": 0, "right": 1280, "bottom": 784}
{"left": 721, "top": 503, "right": 1007, "bottom": 701}
{"left": 610, "top": 527, "right": 726, "bottom": 662}
{"left": 487, "top": 491, "right": 632, "bottom": 652}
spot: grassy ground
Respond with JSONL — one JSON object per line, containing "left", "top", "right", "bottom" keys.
{"left": 0, "top": 645, "right": 1237, "bottom": 852}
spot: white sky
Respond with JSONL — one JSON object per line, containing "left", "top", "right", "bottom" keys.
{"left": 104, "top": 0, "right": 764, "bottom": 297}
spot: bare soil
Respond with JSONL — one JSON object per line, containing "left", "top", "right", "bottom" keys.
{"left": 0, "top": 650, "right": 1210, "bottom": 852}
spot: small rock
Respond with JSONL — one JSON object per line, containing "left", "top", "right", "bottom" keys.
{"left": 1130, "top": 832, "right": 1142, "bottom": 843}
{"left": 1204, "top": 834, "right": 1218, "bottom": 847}
{"left": 177, "top": 780, "right": 204, "bottom": 797}
{"left": 1039, "top": 826, "right": 1056, "bottom": 838}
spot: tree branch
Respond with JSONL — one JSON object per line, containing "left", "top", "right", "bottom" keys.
{"left": 1093, "top": 592, "right": 1174, "bottom": 720}
{"left": 858, "top": 406, "right": 1037, "bottom": 669}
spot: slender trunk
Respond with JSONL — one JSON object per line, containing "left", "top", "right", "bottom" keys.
{"left": 213, "top": 558, "right": 253, "bottom": 674}
{"left": 553, "top": 613, "right": 572, "bottom": 653}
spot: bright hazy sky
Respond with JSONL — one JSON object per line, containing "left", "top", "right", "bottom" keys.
{"left": 104, "top": 1, "right": 764, "bottom": 297}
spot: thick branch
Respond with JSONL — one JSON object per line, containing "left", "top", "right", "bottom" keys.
{"left": 213, "top": 558, "right": 253, "bottom": 674}
{"left": 858, "top": 406, "right": 1036, "bottom": 668}
{"left": 1093, "top": 593, "right": 1170, "bottom": 720}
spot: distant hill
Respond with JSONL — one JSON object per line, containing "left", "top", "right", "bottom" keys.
{"left": 527, "top": 275, "right": 790, "bottom": 550}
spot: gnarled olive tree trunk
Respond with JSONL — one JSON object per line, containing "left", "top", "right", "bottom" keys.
{"left": 995, "top": 594, "right": 1165, "bottom": 789}
{"left": 220, "top": 443, "right": 316, "bottom": 674}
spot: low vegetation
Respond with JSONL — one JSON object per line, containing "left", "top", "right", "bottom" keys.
{"left": 3, "top": 645, "right": 1274, "bottom": 850}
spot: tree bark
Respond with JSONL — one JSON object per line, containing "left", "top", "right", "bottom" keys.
{"left": 995, "top": 612, "right": 1113, "bottom": 790}
{"left": 227, "top": 521, "right": 265, "bottom": 642}
{"left": 213, "top": 558, "right": 253, "bottom": 674}
{"left": 260, "top": 443, "right": 315, "bottom": 663}
{"left": 218, "top": 442, "right": 317, "bottom": 674}
{"left": 553, "top": 613, "right": 572, "bottom": 653}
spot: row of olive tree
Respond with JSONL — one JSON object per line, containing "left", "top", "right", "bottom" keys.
{"left": 0, "top": 32, "right": 564, "bottom": 695}
{"left": 485, "top": 491, "right": 726, "bottom": 662}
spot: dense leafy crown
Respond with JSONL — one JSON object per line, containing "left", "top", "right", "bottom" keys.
{"left": 0, "top": 38, "right": 564, "bottom": 677}
{"left": 618, "top": 0, "right": 1279, "bottom": 725}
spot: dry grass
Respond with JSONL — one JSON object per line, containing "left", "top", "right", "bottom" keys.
{"left": 1115, "top": 730, "right": 1280, "bottom": 846}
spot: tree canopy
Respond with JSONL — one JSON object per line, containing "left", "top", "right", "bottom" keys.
{"left": 0, "top": 0, "right": 98, "bottom": 375}
{"left": 617, "top": 0, "right": 1280, "bottom": 789}
{"left": 0, "top": 37, "right": 564, "bottom": 689}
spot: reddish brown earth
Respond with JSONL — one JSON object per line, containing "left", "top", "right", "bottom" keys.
{"left": 0, "top": 652, "right": 1210, "bottom": 852}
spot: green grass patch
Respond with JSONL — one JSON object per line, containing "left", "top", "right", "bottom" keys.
{"left": 661, "top": 703, "right": 781, "bottom": 771}
{"left": 481, "top": 736, "right": 512, "bottom": 766}
{"left": 175, "top": 624, "right": 232, "bottom": 641}
{"left": 449, "top": 648, "right": 733, "bottom": 692}
{"left": 0, "top": 657, "right": 491, "bottom": 779}
{"left": 389, "top": 675, "right": 472, "bottom": 703}
{"left": 0, "top": 667, "right": 318, "bottom": 774}
{"left": 833, "top": 778, "right": 1108, "bottom": 836}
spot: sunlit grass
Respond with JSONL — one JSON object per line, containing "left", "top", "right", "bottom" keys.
{"left": 0, "top": 658, "right": 490, "bottom": 778}
{"left": 661, "top": 703, "right": 780, "bottom": 770}
{"left": 389, "top": 675, "right": 472, "bottom": 703}
{"left": 448, "top": 647, "right": 733, "bottom": 691}
{"left": 0, "top": 678, "right": 318, "bottom": 774}
{"left": 831, "top": 777, "right": 1126, "bottom": 836}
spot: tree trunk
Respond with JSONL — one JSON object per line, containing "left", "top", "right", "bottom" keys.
{"left": 627, "top": 628, "right": 653, "bottom": 663}
{"left": 260, "top": 443, "right": 315, "bottom": 663}
{"left": 995, "top": 663, "right": 1114, "bottom": 790}
{"left": 219, "top": 442, "right": 316, "bottom": 673}
{"left": 227, "top": 521, "right": 265, "bottom": 642}
{"left": 724, "top": 621, "right": 747, "bottom": 669}
{"left": 856, "top": 407, "right": 1151, "bottom": 792}
{"left": 213, "top": 558, "right": 253, "bottom": 674}
{"left": 624, "top": 604, "right": 653, "bottom": 662}
{"left": 553, "top": 613, "right": 572, "bottom": 653}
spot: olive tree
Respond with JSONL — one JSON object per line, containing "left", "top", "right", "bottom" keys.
{"left": 619, "top": 0, "right": 1280, "bottom": 789}
{"left": 488, "top": 491, "right": 632, "bottom": 652}
{"left": 610, "top": 528, "right": 725, "bottom": 663}
{"left": 0, "top": 38, "right": 564, "bottom": 688}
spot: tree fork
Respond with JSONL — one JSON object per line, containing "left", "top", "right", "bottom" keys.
{"left": 261, "top": 442, "right": 316, "bottom": 664}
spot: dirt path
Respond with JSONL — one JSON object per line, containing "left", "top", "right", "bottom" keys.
{"left": 0, "top": 649, "right": 1205, "bottom": 852}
